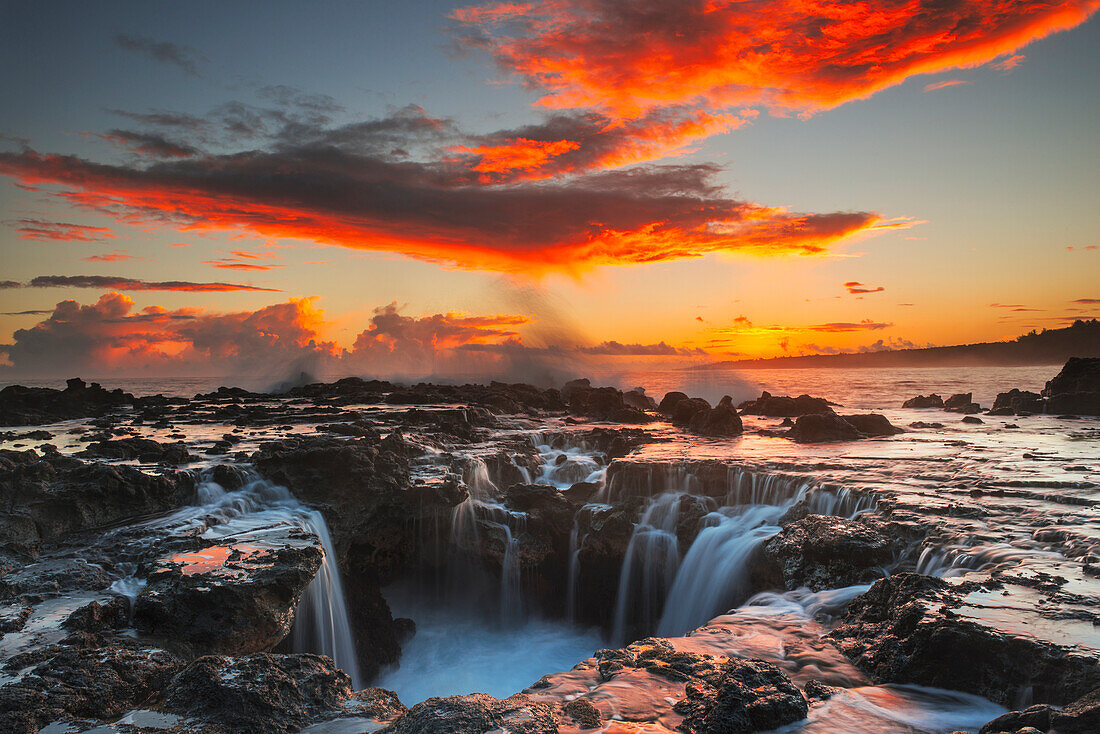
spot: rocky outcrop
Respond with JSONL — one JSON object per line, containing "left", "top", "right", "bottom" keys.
{"left": 1043, "top": 357, "right": 1100, "bottom": 415}
{"left": 828, "top": 573, "right": 1100, "bottom": 706}
{"left": 380, "top": 693, "right": 559, "bottom": 734}
{"left": 0, "top": 449, "right": 192, "bottom": 556}
{"left": 0, "top": 378, "right": 135, "bottom": 426}
{"left": 739, "top": 392, "right": 834, "bottom": 417}
{"left": 990, "top": 389, "right": 1043, "bottom": 416}
{"left": 944, "top": 393, "right": 981, "bottom": 414}
{"left": 659, "top": 391, "right": 690, "bottom": 415}
{"left": 673, "top": 397, "right": 712, "bottom": 426}
{"left": 787, "top": 413, "right": 901, "bottom": 443}
{"left": 755, "top": 514, "right": 896, "bottom": 591}
{"left": 688, "top": 396, "right": 745, "bottom": 437}
{"left": 562, "top": 379, "right": 655, "bottom": 423}
{"left": 0, "top": 641, "right": 183, "bottom": 733}
{"left": 161, "top": 653, "right": 406, "bottom": 734}
{"left": 979, "top": 686, "right": 1100, "bottom": 733}
{"left": 77, "top": 437, "right": 194, "bottom": 465}
{"left": 133, "top": 536, "right": 323, "bottom": 656}
{"left": 676, "top": 657, "right": 809, "bottom": 734}
{"left": 902, "top": 394, "right": 944, "bottom": 409}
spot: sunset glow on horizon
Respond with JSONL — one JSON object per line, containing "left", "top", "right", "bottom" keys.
{"left": 1, "top": 1, "right": 1097, "bottom": 376}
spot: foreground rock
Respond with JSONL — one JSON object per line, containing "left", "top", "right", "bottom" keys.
{"left": 902, "top": 394, "right": 944, "bottom": 409}
{"left": 787, "top": 413, "right": 902, "bottom": 443}
{"left": 979, "top": 686, "right": 1100, "bottom": 733}
{"left": 755, "top": 514, "right": 896, "bottom": 591}
{"left": 162, "top": 653, "right": 406, "bottom": 734}
{"left": 134, "top": 534, "right": 323, "bottom": 656}
{"left": 828, "top": 573, "right": 1100, "bottom": 706}
{"left": 562, "top": 379, "right": 654, "bottom": 423}
{"left": 381, "top": 693, "right": 559, "bottom": 734}
{"left": 739, "top": 391, "right": 835, "bottom": 417}
{"left": 0, "top": 378, "right": 135, "bottom": 426}
{"left": 989, "top": 389, "right": 1044, "bottom": 416}
{"left": 944, "top": 393, "right": 982, "bottom": 413}
{"left": 688, "top": 396, "right": 744, "bottom": 437}
{"left": 1043, "top": 357, "right": 1100, "bottom": 415}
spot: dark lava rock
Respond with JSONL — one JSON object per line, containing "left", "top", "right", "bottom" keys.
{"left": 944, "top": 393, "right": 981, "bottom": 413}
{"left": 676, "top": 657, "right": 809, "bottom": 734}
{"left": 0, "top": 378, "right": 135, "bottom": 426}
{"left": 786, "top": 414, "right": 861, "bottom": 443}
{"left": 841, "top": 414, "right": 904, "bottom": 437}
{"left": 161, "top": 653, "right": 405, "bottom": 734}
{"left": 755, "top": 514, "right": 895, "bottom": 591}
{"left": 902, "top": 394, "right": 945, "bottom": 409}
{"left": 962, "top": 416, "right": 984, "bottom": 424}
{"left": 672, "top": 397, "right": 712, "bottom": 426}
{"left": 134, "top": 536, "right": 323, "bottom": 656}
{"left": 908, "top": 421, "right": 945, "bottom": 429}
{"left": 659, "top": 391, "right": 690, "bottom": 415}
{"left": 803, "top": 679, "right": 844, "bottom": 702}
{"left": 979, "top": 685, "right": 1100, "bottom": 734}
{"left": 0, "top": 642, "right": 183, "bottom": 733}
{"left": 0, "top": 449, "right": 192, "bottom": 556}
{"left": 563, "top": 697, "right": 602, "bottom": 728}
{"left": 563, "top": 379, "right": 654, "bottom": 424}
{"left": 77, "top": 437, "right": 194, "bottom": 465}
{"left": 380, "top": 692, "right": 559, "bottom": 734}
{"left": 739, "top": 391, "right": 835, "bottom": 417}
{"left": 827, "top": 573, "right": 1100, "bottom": 705}
{"left": 623, "top": 387, "right": 658, "bottom": 412}
{"left": 1043, "top": 357, "right": 1100, "bottom": 416}
{"left": 688, "top": 397, "right": 744, "bottom": 438}
{"left": 991, "top": 388, "right": 1044, "bottom": 416}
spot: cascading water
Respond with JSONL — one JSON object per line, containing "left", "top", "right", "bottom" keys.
{"left": 292, "top": 510, "right": 363, "bottom": 689}
{"left": 610, "top": 493, "right": 684, "bottom": 643}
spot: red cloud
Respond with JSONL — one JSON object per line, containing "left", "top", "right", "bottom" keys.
{"left": 844, "top": 281, "right": 885, "bottom": 294}
{"left": 454, "top": 0, "right": 1097, "bottom": 116}
{"left": 993, "top": 54, "right": 1026, "bottom": 71}
{"left": 84, "top": 250, "right": 138, "bottom": 263}
{"left": 9, "top": 218, "right": 115, "bottom": 242}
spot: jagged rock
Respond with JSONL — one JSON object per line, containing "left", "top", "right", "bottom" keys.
{"left": 0, "top": 642, "right": 183, "bottom": 733}
{"left": 623, "top": 388, "right": 658, "bottom": 411}
{"left": 380, "top": 692, "right": 558, "bottom": 734}
{"left": 903, "top": 394, "right": 945, "bottom": 409}
{"left": 77, "top": 437, "right": 194, "bottom": 465}
{"left": 944, "top": 393, "right": 981, "bottom": 413}
{"left": 991, "top": 389, "right": 1044, "bottom": 416}
{"left": 828, "top": 573, "right": 1100, "bottom": 705}
{"left": 688, "top": 397, "right": 744, "bottom": 437}
{"left": 979, "top": 685, "right": 1100, "bottom": 733}
{"left": 739, "top": 392, "right": 834, "bottom": 417}
{"left": 161, "top": 653, "right": 404, "bottom": 734}
{"left": 564, "top": 381, "right": 654, "bottom": 424}
{"left": 0, "top": 449, "right": 192, "bottom": 556}
{"left": 133, "top": 535, "right": 323, "bottom": 656}
{"left": 755, "top": 514, "right": 895, "bottom": 591}
{"left": 676, "top": 657, "right": 809, "bottom": 734}
{"left": 0, "top": 378, "right": 135, "bottom": 426}
{"left": 1043, "top": 358, "right": 1100, "bottom": 416}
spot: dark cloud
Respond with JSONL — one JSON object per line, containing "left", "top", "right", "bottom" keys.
{"left": 843, "top": 281, "right": 885, "bottom": 294}
{"left": 0, "top": 310, "right": 52, "bottom": 316}
{"left": 114, "top": 34, "right": 205, "bottom": 75}
{"left": 7, "top": 218, "right": 115, "bottom": 242}
{"left": 5, "top": 275, "right": 281, "bottom": 293}
{"left": 578, "top": 340, "right": 705, "bottom": 356}
{"left": 100, "top": 130, "right": 200, "bottom": 158}
{"left": 106, "top": 109, "right": 210, "bottom": 130}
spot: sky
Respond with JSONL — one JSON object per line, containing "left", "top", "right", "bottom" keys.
{"left": 0, "top": 0, "right": 1097, "bottom": 380}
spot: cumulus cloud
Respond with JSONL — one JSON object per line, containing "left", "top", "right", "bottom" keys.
{"left": 114, "top": 34, "right": 205, "bottom": 76}
{"left": 8, "top": 219, "right": 115, "bottom": 242}
{"left": 0, "top": 275, "right": 280, "bottom": 292}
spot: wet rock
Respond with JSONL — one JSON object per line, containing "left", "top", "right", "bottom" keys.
{"left": 563, "top": 697, "right": 602, "bottom": 728}
{"left": 991, "top": 389, "right": 1044, "bottom": 416}
{"left": 0, "top": 378, "right": 135, "bottom": 426}
{"left": 0, "top": 642, "right": 183, "bottom": 733}
{"left": 161, "top": 653, "right": 404, "bottom": 734}
{"left": 688, "top": 397, "right": 745, "bottom": 438}
{"left": 659, "top": 391, "right": 690, "bottom": 415}
{"left": 564, "top": 381, "right": 655, "bottom": 424}
{"left": 756, "top": 514, "right": 895, "bottom": 591}
{"left": 802, "top": 679, "right": 844, "bottom": 701}
{"left": 623, "top": 387, "right": 658, "bottom": 412}
{"left": 828, "top": 573, "right": 1100, "bottom": 705}
{"left": 787, "top": 414, "right": 860, "bottom": 443}
{"left": 0, "top": 449, "right": 192, "bottom": 556}
{"left": 739, "top": 391, "right": 835, "bottom": 417}
{"left": 672, "top": 397, "right": 712, "bottom": 426}
{"left": 77, "top": 437, "right": 194, "bottom": 465}
{"left": 381, "top": 692, "right": 559, "bottom": 734}
{"left": 841, "top": 414, "right": 904, "bottom": 437}
{"left": 1043, "top": 357, "right": 1100, "bottom": 416}
{"left": 133, "top": 535, "right": 323, "bottom": 656}
{"left": 979, "top": 685, "right": 1100, "bottom": 733}
{"left": 909, "top": 421, "right": 944, "bottom": 429}
{"left": 903, "top": 394, "right": 945, "bottom": 409}
{"left": 962, "top": 416, "right": 985, "bottom": 424}
{"left": 676, "top": 657, "right": 809, "bottom": 734}
{"left": 944, "top": 393, "right": 982, "bottom": 413}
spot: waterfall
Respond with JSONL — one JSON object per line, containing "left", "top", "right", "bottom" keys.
{"left": 292, "top": 510, "right": 363, "bottom": 689}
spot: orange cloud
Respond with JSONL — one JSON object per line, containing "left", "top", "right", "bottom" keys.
{"left": 844, "top": 281, "right": 885, "bottom": 294}
{"left": 8, "top": 218, "right": 115, "bottom": 242}
{"left": 923, "top": 79, "right": 971, "bottom": 92}
{"left": 84, "top": 250, "right": 138, "bottom": 262}
{"left": 454, "top": 0, "right": 1098, "bottom": 117}
{"left": 993, "top": 53, "right": 1026, "bottom": 71}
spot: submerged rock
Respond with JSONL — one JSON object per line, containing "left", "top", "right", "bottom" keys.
{"left": 739, "top": 391, "right": 835, "bottom": 417}
{"left": 902, "top": 394, "right": 945, "bottom": 409}
{"left": 828, "top": 573, "right": 1100, "bottom": 706}
{"left": 755, "top": 514, "right": 895, "bottom": 591}
{"left": 787, "top": 413, "right": 901, "bottom": 443}
{"left": 1043, "top": 357, "right": 1100, "bottom": 416}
